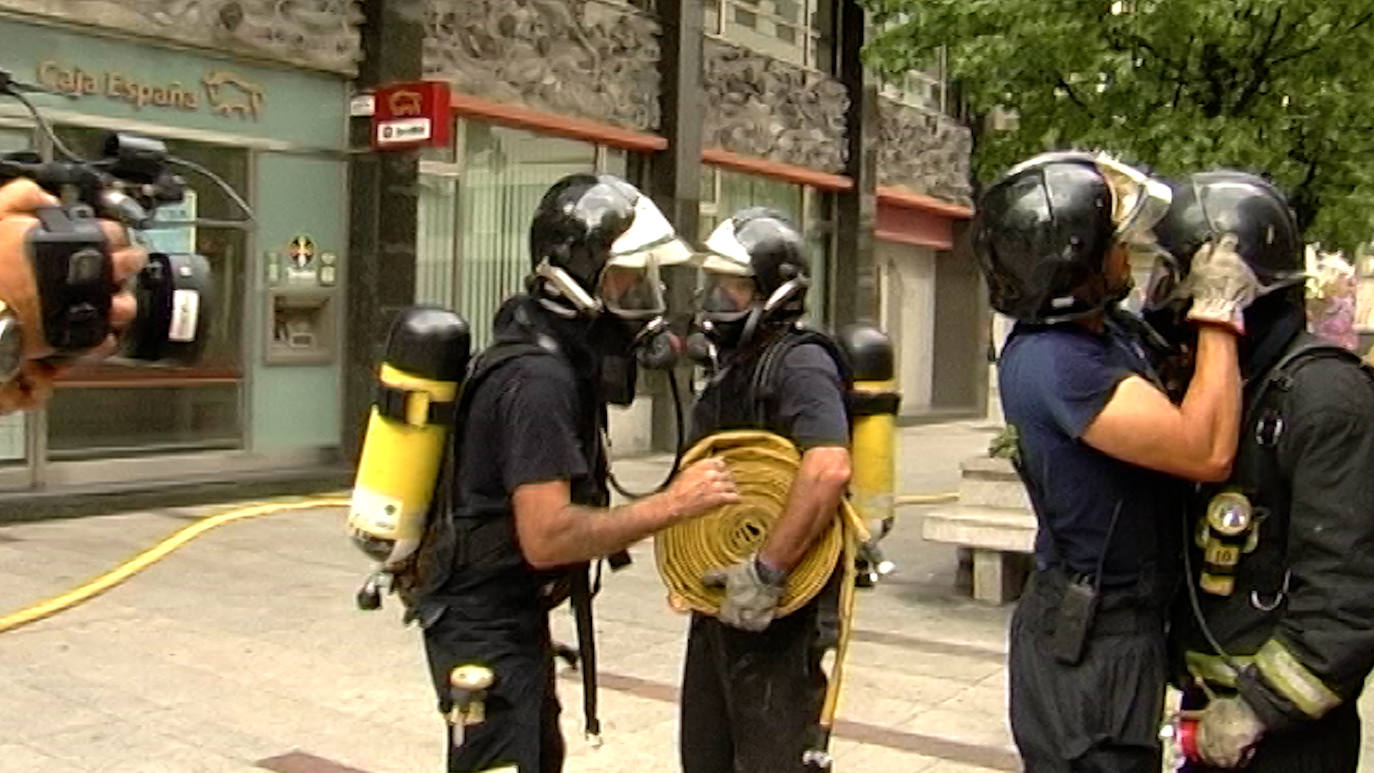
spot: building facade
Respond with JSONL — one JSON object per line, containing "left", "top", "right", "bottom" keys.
{"left": 346, "top": 0, "right": 987, "bottom": 460}
{"left": 0, "top": 0, "right": 985, "bottom": 499}
{"left": 0, "top": 2, "right": 359, "bottom": 496}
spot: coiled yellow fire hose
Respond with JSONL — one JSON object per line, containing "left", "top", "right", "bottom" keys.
{"left": 655, "top": 430, "right": 866, "bottom": 761}
{"left": 0, "top": 495, "right": 348, "bottom": 634}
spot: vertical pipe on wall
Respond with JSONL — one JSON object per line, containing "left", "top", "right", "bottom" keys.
{"left": 344, "top": 0, "right": 425, "bottom": 460}
{"left": 833, "top": 0, "right": 879, "bottom": 326}
{"left": 649, "top": 0, "right": 705, "bottom": 454}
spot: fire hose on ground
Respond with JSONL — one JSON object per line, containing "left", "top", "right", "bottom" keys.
{"left": 0, "top": 495, "right": 348, "bottom": 635}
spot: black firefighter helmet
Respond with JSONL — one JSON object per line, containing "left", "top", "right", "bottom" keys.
{"left": 528, "top": 173, "right": 692, "bottom": 318}
{"left": 972, "top": 151, "right": 1171, "bottom": 323}
{"left": 1147, "top": 170, "right": 1305, "bottom": 314}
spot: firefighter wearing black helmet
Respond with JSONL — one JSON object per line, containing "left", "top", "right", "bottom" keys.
{"left": 975, "top": 151, "right": 1260, "bottom": 771}
{"left": 1150, "top": 172, "right": 1374, "bottom": 772}
{"left": 678, "top": 207, "right": 854, "bottom": 772}
{"left": 408, "top": 173, "right": 739, "bottom": 773}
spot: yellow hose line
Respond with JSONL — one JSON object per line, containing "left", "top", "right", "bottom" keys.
{"left": 818, "top": 508, "right": 859, "bottom": 736}
{"left": 655, "top": 430, "right": 865, "bottom": 617}
{"left": 0, "top": 495, "right": 349, "bottom": 634}
{"left": 895, "top": 492, "right": 958, "bottom": 506}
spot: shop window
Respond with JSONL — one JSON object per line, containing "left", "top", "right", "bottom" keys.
{"left": 699, "top": 165, "right": 833, "bottom": 325}
{"left": 706, "top": 0, "right": 836, "bottom": 72}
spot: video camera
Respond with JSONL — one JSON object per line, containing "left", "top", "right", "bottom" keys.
{"left": 0, "top": 68, "right": 252, "bottom": 366}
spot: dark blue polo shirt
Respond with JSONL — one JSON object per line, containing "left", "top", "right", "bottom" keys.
{"left": 999, "top": 320, "right": 1184, "bottom": 589}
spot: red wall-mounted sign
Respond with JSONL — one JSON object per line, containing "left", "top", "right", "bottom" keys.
{"left": 370, "top": 81, "right": 451, "bottom": 150}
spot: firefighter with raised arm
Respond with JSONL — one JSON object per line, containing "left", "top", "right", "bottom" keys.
{"left": 974, "top": 152, "right": 1258, "bottom": 771}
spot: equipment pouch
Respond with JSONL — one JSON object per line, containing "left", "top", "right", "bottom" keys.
{"left": 1051, "top": 578, "right": 1098, "bottom": 665}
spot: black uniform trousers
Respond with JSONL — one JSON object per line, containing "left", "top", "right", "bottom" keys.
{"left": 422, "top": 602, "right": 563, "bottom": 773}
{"left": 679, "top": 576, "right": 839, "bottom": 773}
{"left": 1009, "top": 570, "right": 1167, "bottom": 773}
{"left": 1183, "top": 695, "right": 1361, "bottom": 772}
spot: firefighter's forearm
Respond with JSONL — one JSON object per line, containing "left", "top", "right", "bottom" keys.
{"left": 1179, "top": 325, "right": 1242, "bottom": 476}
{"left": 760, "top": 447, "right": 851, "bottom": 572}
{"left": 522, "top": 496, "right": 679, "bottom": 570}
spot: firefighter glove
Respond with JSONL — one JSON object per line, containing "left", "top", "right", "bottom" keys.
{"left": 1196, "top": 695, "right": 1264, "bottom": 768}
{"left": 1184, "top": 233, "right": 1260, "bottom": 335}
{"left": 702, "top": 554, "right": 784, "bottom": 632}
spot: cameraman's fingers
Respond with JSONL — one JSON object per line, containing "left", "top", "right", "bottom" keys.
{"left": 99, "top": 219, "right": 132, "bottom": 251}
{"left": 0, "top": 360, "right": 58, "bottom": 413}
{"left": 0, "top": 215, "right": 51, "bottom": 360}
{"left": 110, "top": 290, "right": 136, "bottom": 330}
{"left": 85, "top": 335, "right": 120, "bottom": 361}
{"left": 0, "top": 179, "right": 58, "bottom": 216}
{"left": 110, "top": 245, "right": 148, "bottom": 284}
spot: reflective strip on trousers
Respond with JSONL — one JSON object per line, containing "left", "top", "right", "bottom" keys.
{"left": 1255, "top": 639, "right": 1342, "bottom": 718}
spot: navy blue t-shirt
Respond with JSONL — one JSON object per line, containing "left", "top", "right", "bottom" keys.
{"left": 999, "top": 320, "right": 1183, "bottom": 589}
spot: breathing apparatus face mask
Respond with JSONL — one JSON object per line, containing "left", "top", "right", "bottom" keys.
{"left": 1086, "top": 152, "right": 1169, "bottom": 306}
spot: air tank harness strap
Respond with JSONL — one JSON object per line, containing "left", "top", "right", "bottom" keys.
{"left": 374, "top": 383, "right": 457, "bottom": 426}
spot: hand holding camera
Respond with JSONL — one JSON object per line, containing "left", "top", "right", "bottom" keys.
{"left": 0, "top": 69, "right": 248, "bottom": 415}
{"left": 0, "top": 177, "right": 152, "bottom": 411}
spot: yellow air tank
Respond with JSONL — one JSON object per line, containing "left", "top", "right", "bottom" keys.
{"left": 837, "top": 323, "right": 900, "bottom": 585}
{"left": 348, "top": 307, "right": 470, "bottom": 608}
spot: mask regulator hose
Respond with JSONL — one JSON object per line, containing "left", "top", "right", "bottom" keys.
{"left": 606, "top": 370, "right": 686, "bottom": 500}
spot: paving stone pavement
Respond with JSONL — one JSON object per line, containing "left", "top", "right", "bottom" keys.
{"left": 1, "top": 420, "right": 1371, "bottom": 772}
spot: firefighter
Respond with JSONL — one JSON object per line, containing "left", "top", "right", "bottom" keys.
{"left": 974, "top": 151, "right": 1258, "bottom": 771}
{"left": 1149, "top": 171, "right": 1374, "bottom": 771}
{"left": 407, "top": 173, "right": 738, "bottom": 773}
{"left": 677, "top": 207, "right": 853, "bottom": 772}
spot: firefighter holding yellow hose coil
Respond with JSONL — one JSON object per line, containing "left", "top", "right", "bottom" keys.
{"left": 669, "top": 208, "right": 864, "bottom": 772}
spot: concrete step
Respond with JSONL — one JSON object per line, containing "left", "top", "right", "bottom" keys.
{"left": 956, "top": 456, "right": 1031, "bottom": 511}
{"left": 959, "top": 456, "right": 1021, "bottom": 481}
{"left": 922, "top": 504, "right": 1037, "bottom": 554}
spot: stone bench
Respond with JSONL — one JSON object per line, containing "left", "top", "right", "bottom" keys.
{"left": 922, "top": 456, "right": 1037, "bottom": 604}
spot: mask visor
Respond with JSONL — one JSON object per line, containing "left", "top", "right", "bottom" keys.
{"left": 598, "top": 263, "right": 667, "bottom": 319}
{"left": 1094, "top": 153, "right": 1172, "bottom": 247}
{"left": 697, "top": 269, "right": 758, "bottom": 323}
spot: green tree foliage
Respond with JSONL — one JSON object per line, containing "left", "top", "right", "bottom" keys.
{"left": 862, "top": 0, "right": 1374, "bottom": 251}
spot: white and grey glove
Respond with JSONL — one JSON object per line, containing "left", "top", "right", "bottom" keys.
{"left": 1183, "top": 233, "right": 1261, "bottom": 334}
{"left": 1196, "top": 695, "right": 1265, "bottom": 768}
{"left": 702, "top": 554, "right": 785, "bottom": 632}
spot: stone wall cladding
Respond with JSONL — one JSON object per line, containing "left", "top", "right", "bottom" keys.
{"left": 424, "top": 0, "right": 661, "bottom": 133}
{"left": 877, "top": 96, "right": 973, "bottom": 206}
{"left": 0, "top": 0, "right": 363, "bottom": 74}
{"left": 702, "top": 39, "right": 848, "bottom": 172}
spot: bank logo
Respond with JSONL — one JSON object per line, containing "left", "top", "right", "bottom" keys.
{"left": 202, "top": 71, "right": 265, "bottom": 121}
{"left": 388, "top": 90, "right": 423, "bottom": 117}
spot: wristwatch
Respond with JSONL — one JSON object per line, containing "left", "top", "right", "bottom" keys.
{"left": 0, "top": 301, "right": 23, "bottom": 384}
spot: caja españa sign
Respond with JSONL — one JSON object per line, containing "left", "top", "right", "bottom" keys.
{"left": 371, "top": 81, "right": 451, "bottom": 151}
{"left": 36, "top": 60, "right": 265, "bottom": 120}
